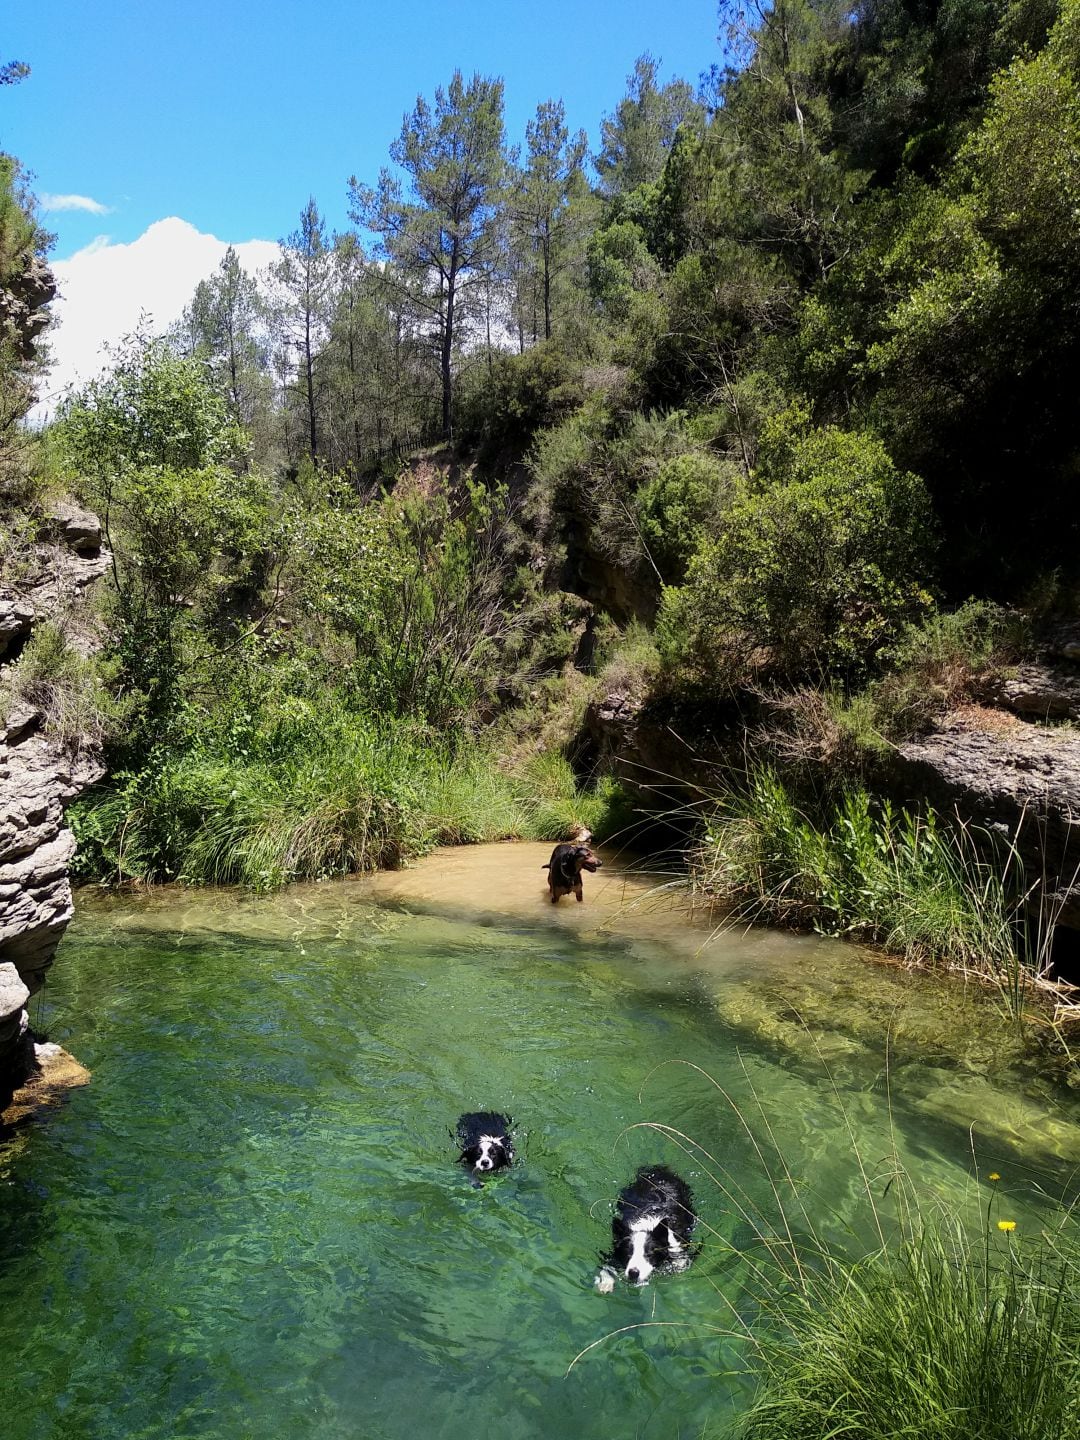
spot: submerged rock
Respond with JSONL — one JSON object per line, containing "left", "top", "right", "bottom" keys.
{"left": 1, "top": 1041, "right": 91, "bottom": 1129}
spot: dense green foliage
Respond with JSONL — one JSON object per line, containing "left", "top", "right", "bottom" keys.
{"left": 661, "top": 417, "right": 936, "bottom": 680}
{"left": 11, "top": 2, "right": 1080, "bottom": 931}
{"left": 695, "top": 767, "right": 1034, "bottom": 992}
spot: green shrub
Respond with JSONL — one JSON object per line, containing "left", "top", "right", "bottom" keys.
{"left": 634, "top": 450, "right": 733, "bottom": 582}
{"left": 530, "top": 404, "right": 730, "bottom": 598}
{"left": 57, "top": 338, "right": 272, "bottom": 743}
{"left": 295, "top": 481, "right": 518, "bottom": 728}
{"left": 594, "top": 619, "right": 662, "bottom": 694}
{"left": 662, "top": 424, "right": 936, "bottom": 684}
{"left": 456, "top": 342, "right": 585, "bottom": 457}
{"left": 511, "top": 750, "right": 631, "bottom": 842}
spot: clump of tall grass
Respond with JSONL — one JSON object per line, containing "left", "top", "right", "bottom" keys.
{"left": 511, "top": 750, "right": 630, "bottom": 842}
{"left": 71, "top": 722, "right": 630, "bottom": 890}
{"left": 71, "top": 729, "right": 421, "bottom": 888}
{"left": 740, "top": 1214, "right": 1080, "bottom": 1440}
{"left": 694, "top": 767, "right": 1031, "bottom": 986}
{"left": 0, "top": 621, "right": 120, "bottom": 751}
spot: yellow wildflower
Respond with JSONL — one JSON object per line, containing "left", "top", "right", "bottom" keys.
{"left": 997, "top": 1220, "right": 1016, "bottom": 1233}
{"left": 988, "top": 1172, "right": 1000, "bottom": 1181}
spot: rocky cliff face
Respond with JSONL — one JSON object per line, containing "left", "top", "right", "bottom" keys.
{"left": 0, "top": 505, "right": 109, "bottom": 1090}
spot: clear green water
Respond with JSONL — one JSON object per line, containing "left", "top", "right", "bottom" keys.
{"left": 3, "top": 875, "right": 1080, "bottom": 1440}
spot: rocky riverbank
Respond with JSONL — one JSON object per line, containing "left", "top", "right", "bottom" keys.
{"left": 0, "top": 503, "right": 109, "bottom": 1092}
{"left": 582, "top": 654, "right": 1080, "bottom": 992}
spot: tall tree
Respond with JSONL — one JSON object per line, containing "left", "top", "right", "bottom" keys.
{"left": 714, "top": 0, "right": 855, "bottom": 280}
{"left": 177, "top": 246, "right": 267, "bottom": 430}
{"left": 595, "top": 54, "right": 702, "bottom": 198}
{"left": 512, "top": 100, "right": 588, "bottom": 341}
{"left": 350, "top": 70, "right": 509, "bottom": 441}
{"left": 272, "top": 199, "right": 331, "bottom": 466}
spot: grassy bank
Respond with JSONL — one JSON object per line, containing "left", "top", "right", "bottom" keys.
{"left": 692, "top": 768, "right": 1047, "bottom": 1008}
{"left": 71, "top": 732, "right": 629, "bottom": 891}
{"left": 738, "top": 1211, "right": 1080, "bottom": 1440}
{"left": 637, "top": 1069, "right": 1080, "bottom": 1440}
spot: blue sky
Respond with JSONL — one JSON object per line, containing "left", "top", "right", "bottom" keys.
{"left": 4, "top": 0, "right": 720, "bottom": 258}
{"left": 3, "top": 0, "right": 720, "bottom": 410}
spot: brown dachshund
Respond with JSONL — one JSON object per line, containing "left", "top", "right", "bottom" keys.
{"left": 542, "top": 842, "right": 602, "bottom": 903}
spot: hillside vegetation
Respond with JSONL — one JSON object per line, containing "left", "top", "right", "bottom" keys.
{"left": 3, "top": 1, "right": 1080, "bottom": 963}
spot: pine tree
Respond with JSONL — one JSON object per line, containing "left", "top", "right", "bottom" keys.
{"left": 271, "top": 199, "right": 331, "bottom": 466}
{"left": 350, "top": 70, "right": 509, "bottom": 441}
{"left": 512, "top": 100, "right": 588, "bottom": 341}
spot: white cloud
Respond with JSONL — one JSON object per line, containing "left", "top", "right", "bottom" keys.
{"left": 35, "top": 218, "right": 280, "bottom": 419}
{"left": 40, "top": 192, "right": 111, "bottom": 215}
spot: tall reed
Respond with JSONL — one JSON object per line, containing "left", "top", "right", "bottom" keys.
{"left": 692, "top": 767, "right": 1045, "bottom": 1016}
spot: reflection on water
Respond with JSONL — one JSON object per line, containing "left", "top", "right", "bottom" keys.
{"left": 2, "top": 843, "right": 1079, "bottom": 1439}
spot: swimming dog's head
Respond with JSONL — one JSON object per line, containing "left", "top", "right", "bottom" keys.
{"left": 596, "top": 1166, "right": 697, "bottom": 1290}
{"left": 463, "top": 1132, "right": 513, "bottom": 1174}
{"left": 456, "top": 1112, "right": 515, "bottom": 1176}
{"left": 609, "top": 1217, "right": 683, "bottom": 1285}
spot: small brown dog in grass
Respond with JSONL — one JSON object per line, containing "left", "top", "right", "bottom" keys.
{"left": 542, "top": 828, "right": 603, "bottom": 904}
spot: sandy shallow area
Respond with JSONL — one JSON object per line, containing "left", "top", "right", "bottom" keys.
{"left": 72, "top": 840, "right": 840, "bottom": 983}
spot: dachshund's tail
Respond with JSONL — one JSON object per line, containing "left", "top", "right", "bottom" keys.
{"left": 541, "top": 863, "right": 550, "bottom": 870}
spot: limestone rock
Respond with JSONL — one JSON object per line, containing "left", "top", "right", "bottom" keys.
{"left": 896, "top": 716, "right": 1080, "bottom": 969}
{"left": 984, "top": 665, "right": 1080, "bottom": 722}
{"left": 0, "top": 961, "right": 30, "bottom": 1079}
{"left": 0, "top": 503, "right": 108, "bottom": 1087}
{"left": 2, "top": 701, "right": 42, "bottom": 744}
{"left": 41, "top": 500, "right": 102, "bottom": 556}
{"left": 0, "top": 254, "right": 56, "bottom": 361}
{"left": 0, "top": 598, "right": 33, "bottom": 659}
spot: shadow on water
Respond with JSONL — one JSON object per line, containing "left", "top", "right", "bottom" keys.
{"left": 2, "top": 843, "right": 1080, "bottom": 1439}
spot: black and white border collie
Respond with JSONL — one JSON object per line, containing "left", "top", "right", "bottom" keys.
{"left": 456, "top": 1111, "right": 515, "bottom": 1178}
{"left": 595, "top": 1165, "right": 697, "bottom": 1291}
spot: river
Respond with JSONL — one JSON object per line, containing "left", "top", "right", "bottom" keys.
{"left": 2, "top": 843, "right": 1078, "bottom": 1438}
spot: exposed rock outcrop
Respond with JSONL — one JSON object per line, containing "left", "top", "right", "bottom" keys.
{"left": 0, "top": 254, "right": 56, "bottom": 362}
{"left": 0, "top": 514, "right": 109, "bottom": 1085}
{"left": 896, "top": 712, "right": 1080, "bottom": 944}
{"left": 983, "top": 665, "right": 1080, "bottom": 723}
{"left": 40, "top": 500, "right": 103, "bottom": 557}
{"left": 0, "top": 597, "right": 33, "bottom": 660}
{"left": 582, "top": 684, "right": 739, "bottom": 815}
